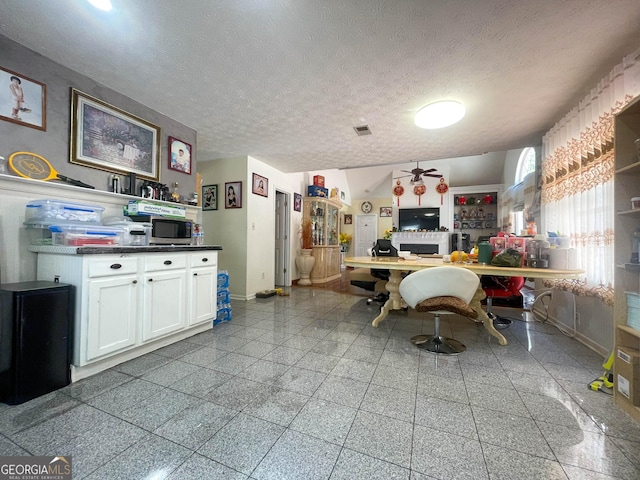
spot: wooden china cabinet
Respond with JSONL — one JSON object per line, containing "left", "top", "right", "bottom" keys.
{"left": 303, "top": 196, "right": 342, "bottom": 284}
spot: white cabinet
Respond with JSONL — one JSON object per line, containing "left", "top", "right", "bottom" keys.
{"left": 87, "top": 272, "right": 138, "bottom": 361}
{"left": 141, "top": 253, "right": 187, "bottom": 341}
{"left": 35, "top": 249, "right": 218, "bottom": 381}
{"left": 189, "top": 252, "right": 218, "bottom": 326}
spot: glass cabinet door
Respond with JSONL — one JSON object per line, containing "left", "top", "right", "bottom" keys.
{"left": 309, "top": 200, "right": 325, "bottom": 245}
{"left": 327, "top": 204, "right": 339, "bottom": 245}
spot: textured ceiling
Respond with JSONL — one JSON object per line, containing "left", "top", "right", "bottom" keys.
{"left": 1, "top": 0, "right": 640, "bottom": 177}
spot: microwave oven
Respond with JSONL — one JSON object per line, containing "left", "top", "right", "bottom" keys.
{"left": 129, "top": 215, "right": 193, "bottom": 244}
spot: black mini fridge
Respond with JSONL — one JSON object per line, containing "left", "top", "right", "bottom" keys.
{"left": 0, "top": 281, "right": 74, "bottom": 405}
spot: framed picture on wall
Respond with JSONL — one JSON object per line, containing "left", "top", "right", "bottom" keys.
{"left": 380, "top": 207, "right": 392, "bottom": 217}
{"left": 70, "top": 88, "right": 160, "bottom": 181}
{"left": 225, "top": 181, "right": 242, "bottom": 208}
{"left": 202, "top": 184, "right": 217, "bottom": 211}
{"left": 252, "top": 173, "right": 268, "bottom": 197}
{"left": 168, "top": 136, "right": 192, "bottom": 174}
{"left": 0, "top": 67, "right": 46, "bottom": 131}
{"left": 344, "top": 214, "right": 352, "bottom": 224}
{"left": 294, "top": 193, "right": 302, "bottom": 212}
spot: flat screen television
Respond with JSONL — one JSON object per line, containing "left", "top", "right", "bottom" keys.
{"left": 398, "top": 207, "right": 440, "bottom": 231}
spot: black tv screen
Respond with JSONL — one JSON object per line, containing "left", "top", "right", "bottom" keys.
{"left": 398, "top": 208, "right": 440, "bottom": 231}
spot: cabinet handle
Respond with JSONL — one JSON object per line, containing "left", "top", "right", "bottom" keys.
{"left": 110, "top": 263, "right": 122, "bottom": 269}
{"left": 163, "top": 260, "right": 172, "bottom": 265}
{"left": 201, "top": 258, "right": 209, "bottom": 263}
{"left": 193, "top": 273, "right": 198, "bottom": 276}
{"left": 132, "top": 280, "right": 137, "bottom": 284}
{"left": 148, "top": 278, "right": 153, "bottom": 282}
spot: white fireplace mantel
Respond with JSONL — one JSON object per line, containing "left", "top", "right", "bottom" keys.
{"left": 391, "top": 231, "right": 451, "bottom": 255}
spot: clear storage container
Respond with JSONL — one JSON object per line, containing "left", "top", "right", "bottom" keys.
{"left": 48, "top": 225, "right": 124, "bottom": 246}
{"left": 26, "top": 199, "right": 104, "bottom": 224}
{"left": 103, "top": 217, "right": 151, "bottom": 246}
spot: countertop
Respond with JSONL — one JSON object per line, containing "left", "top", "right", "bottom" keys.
{"left": 29, "top": 245, "right": 223, "bottom": 255}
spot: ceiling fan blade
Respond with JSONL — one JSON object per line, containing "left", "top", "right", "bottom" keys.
{"left": 421, "top": 168, "right": 437, "bottom": 173}
{"left": 424, "top": 173, "right": 443, "bottom": 178}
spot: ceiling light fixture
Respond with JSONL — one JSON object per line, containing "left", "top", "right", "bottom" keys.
{"left": 414, "top": 100, "right": 465, "bottom": 129}
{"left": 88, "top": 0, "right": 112, "bottom": 11}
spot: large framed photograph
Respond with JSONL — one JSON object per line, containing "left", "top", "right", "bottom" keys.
{"left": 252, "top": 173, "right": 268, "bottom": 197}
{"left": 225, "top": 181, "right": 242, "bottom": 209}
{"left": 0, "top": 67, "right": 46, "bottom": 131}
{"left": 168, "top": 136, "right": 192, "bottom": 174}
{"left": 202, "top": 184, "right": 218, "bottom": 211}
{"left": 70, "top": 88, "right": 160, "bottom": 181}
{"left": 380, "top": 207, "right": 392, "bottom": 217}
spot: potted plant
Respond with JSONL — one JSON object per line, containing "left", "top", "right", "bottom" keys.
{"left": 296, "top": 219, "right": 315, "bottom": 285}
{"left": 300, "top": 218, "right": 313, "bottom": 250}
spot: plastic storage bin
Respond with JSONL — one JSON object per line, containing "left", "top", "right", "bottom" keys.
{"left": 26, "top": 199, "right": 104, "bottom": 224}
{"left": 103, "top": 219, "right": 151, "bottom": 246}
{"left": 49, "top": 225, "right": 124, "bottom": 246}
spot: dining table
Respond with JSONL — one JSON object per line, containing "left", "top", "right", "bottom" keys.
{"left": 344, "top": 256, "right": 585, "bottom": 346}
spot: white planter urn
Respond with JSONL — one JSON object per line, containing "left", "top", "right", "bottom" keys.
{"left": 296, "top": 249, "right": 315, "bottom": 285}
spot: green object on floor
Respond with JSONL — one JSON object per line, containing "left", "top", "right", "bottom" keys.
{"left": 589, "top": 351, "right": 614, "bottom": 395}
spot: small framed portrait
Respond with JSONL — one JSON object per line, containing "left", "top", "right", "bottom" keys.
{"left": 294, "top": 193, "right": 302, "bottom": 212}
{"left": 380, "top": 207, "right": 392, "bottom": 217}
{"left": 344, "top": 214, "right": 353, "bottom": 225}
{"left": 252, "top": 173, "right": 268, "bottom": 197}
{"left": 202, "top": 184, "right": 217, "bottom": 211}
{"left": 168, "top": 136, "right": 192, "bottom": 174}
{"left": 225, "top": 181, "right": 242, "bottom": 209}
{"left": 0, "top": 67, "right": 46, "bottom": 131}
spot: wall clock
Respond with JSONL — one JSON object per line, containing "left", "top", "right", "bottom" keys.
{"left": 361, "top": 201, "right": 373, "bottom": 213}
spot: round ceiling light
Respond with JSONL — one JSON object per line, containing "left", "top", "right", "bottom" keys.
{"left": 88, "top": 0, "right": 112, "bottom": 11}
{"left": 414, "top": 100, "right": 465, "bottom": 129}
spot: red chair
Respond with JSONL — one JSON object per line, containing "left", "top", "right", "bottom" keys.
{"left": 481, "top": 276, "right": 525, "bottom": 328}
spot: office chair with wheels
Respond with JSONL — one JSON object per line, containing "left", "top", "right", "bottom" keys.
{"left": 366, "top": 239, "right": 397, "bottom": 305}
{"left": 399, "top": 266, "right": 480, "bottom": 354}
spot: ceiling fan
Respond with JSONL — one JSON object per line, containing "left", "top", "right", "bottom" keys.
{"left": 396, "top": 162, "right": 442, "bottom": 184}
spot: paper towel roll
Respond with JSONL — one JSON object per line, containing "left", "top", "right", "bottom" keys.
{"left": 549, "top": 248, "right": 568, "bottom": 269}
{"left": 567, "top": 248, "right": 578, "bottom": 270}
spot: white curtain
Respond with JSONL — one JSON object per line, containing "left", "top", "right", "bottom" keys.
{"left": 541, "top": 47, "right": 640, "bottom": 304}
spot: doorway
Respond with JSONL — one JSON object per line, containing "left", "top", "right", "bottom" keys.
{"left": 275, "top": 190, "right": 290, "bottom": 286}
{"left": 355, "top": 214, "right": 377, "bottom": 256}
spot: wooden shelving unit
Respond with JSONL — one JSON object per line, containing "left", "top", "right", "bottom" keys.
{"left": 613, "top": 95, "right": 640, "bottom": 420}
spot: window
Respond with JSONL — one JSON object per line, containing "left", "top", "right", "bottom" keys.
{"left": 515, "top": 147, "right": 536, "bottom": 184}
{"left": 513, "top": 147, "right": 536, "bottom": 234}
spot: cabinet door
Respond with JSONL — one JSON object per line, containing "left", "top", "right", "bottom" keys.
{"left": 87, "top": 275, "right": 138, "bottom": 362}
{"left": 189, "top": 266, "right": 217, "bottom": 326}
{"left": 327, "top": 204, "right": 339, "bottom": 245}
{"left": 142, "top": 270, "right": 187, "bottom": 341}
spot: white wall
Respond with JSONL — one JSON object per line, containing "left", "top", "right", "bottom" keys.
{"left": 199, "top": 156, "right": 305, "bottom": 300}
{"left": 199, "top": 157, "right": 248, "bottom": 298}
{"left": 246, "top": 156, "right": 305, "bottom": 296}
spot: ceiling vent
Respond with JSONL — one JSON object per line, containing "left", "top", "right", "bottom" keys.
{"left": 353, "top": 125, "right": 372, "bottom": 136}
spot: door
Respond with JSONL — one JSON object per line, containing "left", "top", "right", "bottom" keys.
{"left": 355, "top": 214, "right": 377, "bottom": 256}
{"left": 275, "top": 191, "right": 289, "bottom": 286}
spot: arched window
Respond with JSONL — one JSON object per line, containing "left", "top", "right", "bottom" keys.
{"left": 512, "top": 147, "right": 536, "bottom": 234}
{"left": 515, "top": 147, "right": 536, "bottom": 184}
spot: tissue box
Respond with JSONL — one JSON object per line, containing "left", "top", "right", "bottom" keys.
{"left": 126, "top": 200, "right": 186, "bottom": 218}
{"left": 616, "top": 347, "right": 640, "bottom": 406}
{"left": 307, "top": 185, "right": 328, "bottom": 197}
